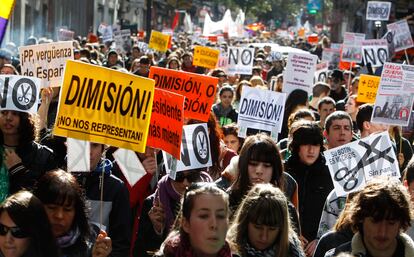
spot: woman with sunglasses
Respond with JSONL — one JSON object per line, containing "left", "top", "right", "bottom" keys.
{"left": 0, "top": 190, "right": 59, "bottom": 257}
{"left": 227, "top": 184, "right": 304, "bottom": 257}
{"left": 134, "top": 169, "right": 212, "bottom": 257}
{"left": 156, "top": 182, "right": 233, "bottom": 257}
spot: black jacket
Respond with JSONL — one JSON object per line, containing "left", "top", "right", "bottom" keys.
{"left": 59, "top": 224, "right": 100, "bottom": 257}
{"left": 8, "top": 141, "right": 58, "bottom": 194}
{"left": 313, "top": 228, "right": 353, "bottom": 257}
{"left": 285, "top": 154, "right": 333, "bottom": 241}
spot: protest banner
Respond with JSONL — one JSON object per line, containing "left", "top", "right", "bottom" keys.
{"left": 114, "top": 29, "right": 131, "bottom": 54}
{"left": 341, "top": 32, "right": 365, "bottom": 63}
{"left": 19, "top": 41, "right": 73, "bottom": 87}
{"left": 163, "top": 123, "right": 212, "bottom": 176}
{"left": 67, "top": 138, "right": 90, "bottom": 172}
{"left": 53, "top": 60, "right": 155, "bottom": 153}
{"left": 58, "top": 28, "right": 75, "bottom": 41}
{"left": 387, "top": 20, "right": 414, "bottom": 52}
{"left": 357, "top": 74, "right": 380, "bottom": 103}
{"left": 148, "top": 30, "right": 170, "bottom": 52}
{"left": 361, "top": 39, "right": 389, "bottom": 68}
{"left": 0, "top": 75, "right": 41, "bottom": 114}
{"left": 149, "top": 66, "right": 218, "bottom": 122}
{"left": 137, "top": 42, "right": 149, "bottom": 53}
{"left": 113, "top": 148, "right": 147, "bottom": 186}
{"left": 366, "top": 1, "right": 392, "bottom": 21}
{"left": 324, "top": 131, "right": 400, "bottom": 197}
{"left": 322, "top": 48, "right": 340, "bottom": 69}
{"left": 193, "top": 45, "right": 220, "bottom": 69}
{"left": 314, "top": 61, "right": 329, "bottom": 83}
{"left": 98, "top": 24, "right": 113, "bottom": 43}
{"left": 282, "top": 52, "right": 317, "bottom": 95}
{"left": 146, "top": 88, "right": 184, "bottom": 160}
{"left": 371, "top": 62, "right": 414, "bottom": 126}
{"left": 237, "top": 87, "right": 286, "bottom": 140}
{"left": 227, "top": 47, "right": 254, "bottom": 75}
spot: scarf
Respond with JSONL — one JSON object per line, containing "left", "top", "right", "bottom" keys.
{"left": 163, "top": 233, "right": 232, "bottom": 257}
{"left": 154, "top": 175, "right": 181, "bottom": 232}
{"left": 244, "top": 241, "right": 276, "bottom": 257}
{"left": 56, "top": 227, "right": 81, "bottom": 248}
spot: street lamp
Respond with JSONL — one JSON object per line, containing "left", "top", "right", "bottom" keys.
{"left": 375, "top": 20, "right": 381, "bottom": 39}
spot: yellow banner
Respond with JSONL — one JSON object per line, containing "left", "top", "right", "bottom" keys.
{"left": 193, "top": 46, "right": 220, "bottom": 69}
{"left": 357, "top": 74, "right": 380, "bottom": 104}
{"left": 148, "top": 30, "right": 170, "bottom": 52}
{"left": 53, "top": 60, "right": 155, "bottom": 153}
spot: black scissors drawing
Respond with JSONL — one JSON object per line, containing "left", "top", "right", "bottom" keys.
{"left": 17, "top": 85, "right": 30, "bottom": 103}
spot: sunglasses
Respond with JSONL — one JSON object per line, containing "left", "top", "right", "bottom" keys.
{"left": 0, "top": 223, "right": 29, "bottom": 238}
{"left": 175, "top": 172, "right": 201, "bottom": 183}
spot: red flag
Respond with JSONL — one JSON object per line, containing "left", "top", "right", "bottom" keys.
{"left": 172, "top": 11, "right": 179, "bottom": 30}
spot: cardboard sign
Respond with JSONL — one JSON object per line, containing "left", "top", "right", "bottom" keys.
{"left": 371, "top": 63, "right": 414, "bottom": 126}
{"left": 113, "top": 148, "right": 147, "bottom": 186}
{"left": 227, "top": 47, "right": 254, "bottom": 75}
{"left": 58, "top": 29, "right": 75, "bottom": 41}
{"left": 0, "top": 75, "right": 41, "bottom": 114}
{"left": 314, "top": 61, "right": 329, "bottom": 83}
{"left": 324, "top": 132, "right": 400, "bottom": 197}
{"left": 362, "top": 39, "right": 389, "bottom": 68}
{"left": 341, "top": 32, "right": 365, "bottom": 63}
{"left": 282, "top": 52, "right": 318, "bottom": 95}
{"left": 146, "top": 88, "right": 184, "bottom": 160}
{"left": 163, "top": 123, "right": 212, "bottom": 173}
{"left": 67, "top": 138, "right": 90, "bottom": 172}
{"left": 366, "top": 1, "right": 392, "bottom": 21}
{"left": 148, "top": 30, "right": 170, "bottom": 52}
{"left": 114, "top": 29, "right": 131, "bottom": 54}
{"left": 237, "top": 87, "right": 286, "bottom": 140}
{"left": 53, "top": 60, "right": 155, "bottom": 153}
{"left": 387, "top": 20, "right": 414, "bottom": 52}
{"left": 357, "top": 74, "right": 380, "bottom": 103}
{"left": 149, "top": 66, "right": 218, "bottom": 122}
{"left": 98, "top": 24, "right": 113, "bottom": 43}
{"left": 19, "top": 41, "right": 73, "bottom": 87}
{"left": 193, "top": 46, "right": 220, "bottom": 69}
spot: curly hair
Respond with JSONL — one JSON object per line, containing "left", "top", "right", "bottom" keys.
{"left": 0, "top": 111, "right": 38, "bottom": 146}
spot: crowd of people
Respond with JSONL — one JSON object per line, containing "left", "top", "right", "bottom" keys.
{"left": 0, "top": 28, "right": 413, "bottom": 257}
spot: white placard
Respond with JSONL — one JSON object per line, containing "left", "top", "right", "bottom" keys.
{"left": 137, "top": 42, "right": 149, "bottom": 54}
{"left": 324, "top": 132, "right": 400, "bottom": 197}
{"left": 314, "top": 61, "right": 329, "bottom": 82}
{"left": 216, "top": 52, "right": 228, "bottom": 73}
{"left": 237, "top": 87, "right": 286, "bottom": 139}
{"left": 322, "top": 48, "right": 340, "bottom": 69}
{"left": 386, "top": 20, "right": 414, "bottom": 52}
{"left": 0, "top": 75, "right": 41, "bottom": 114}
{"left": 58, "top": 29, "right": 75, "bottom": 41}
{"left": 18, "top": 41, "right": 74, "bottom": 87}
{"left": 366, "top": 1, "right": 392, "bottom": 21}
{"left": 99, "top": 24, "right": 113, "bottom": 43}
{"left": 163, "top": 123, "right": 212, "bottom": 173}
{"left": 362, "top": 39, "right": 389, "bottom": 67}
{"left": 282, "top": 52, "right": 318, "bottom": 95}
{"left": 67, "top": 138, "right": 90, "bottom": 172}
{"left": 227, "top": 47, "right": 254, "bottom": 75}
{"left": 267, "top": 51, "right": 283, "bottom": 62}
{"left": 341, "top": 32, "right": 366, "bottom": 63}
{"left": 113, "top": 148, "right": 146, "bottom": 186}
{"left": 114, "top": 29, "right": 132, "bottom": 54}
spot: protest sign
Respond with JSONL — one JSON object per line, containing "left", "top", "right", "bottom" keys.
{"left": 366, "top": 1, "right": 391, "bottom": 21}
{"left": 227, "top": 47, "right": 254, "bottom": 75}
{"left": 53, "top": 60, "right": 155, "bottom": 153}
{"left": 324, "top": 132, "right": 400, "bottom": 197}
{"left": 193, "top": 46, "right": 220, "bottom": 69}
{"left": 382, "top": 31, "right": 395, "bottom": 59}
{"left": 148, "top": 30, "right": 170, "bottom": 52}
{"left": 237, "top": 87, "right": 286, "bottom": 140}
{"left": 114, "top": 29, "right": 131, "bottom": 54}
{"left": 357, "top": 74, "right": 380, "bottom": 103}
{"left": 282, "top": 52, "right": 317, "bottom": 95}
{"left": 149, "top": 66, "right": 218, "bottom": 122}
{"left": 216, "top": 52, "right": 228, "bottom": 72}
{"left": 137, "top": 42, "right": 149, "bottom": 53}
{"left": 322, "top": 48, "right": 340, "bottom": 69}
{"left": 98, "top": 24, "right": 113, "bottom": 43}
{"left": 163, "top": 123, "right": 212, "bottom": 174}
{"left": 146, "top": 88, "right": 184, "bottom": 160}
{"left": 371, "top": 62, "right": 414, "bottom": 126}
{"left": 67, "top": 138, "right": 90, "bottom": 172}
{"left": 314, "top": 61, "right": 329, "bottom": 83}
{"left": 267, "top": 51, "right": 283, "bottom": 62}
{"left": 361, "top": 39, "right": 389, "bottom": 68}
{"left": 0, "top": 75, "right": 41, "bottom": 114}
{"left": 341, "top": 32, "right": 365, "bottom": 63}
{"left": 113, "top": 148, "right": 147, "bottom": 186}
{"left": 58, "top": 28, "right": 74, "bottom": 41}
{"left": 387, "top": 20, "right": 414, "bottom": 52}
{"left": 19, "top": 41, "right": 73, "bottom": 88}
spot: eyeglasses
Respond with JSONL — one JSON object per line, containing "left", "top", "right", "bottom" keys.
{"left": 0, "top": 223, "right": 29, "bottom": 238}
{"left": 174, "top": 172, "right": 201, "bottom": 183}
